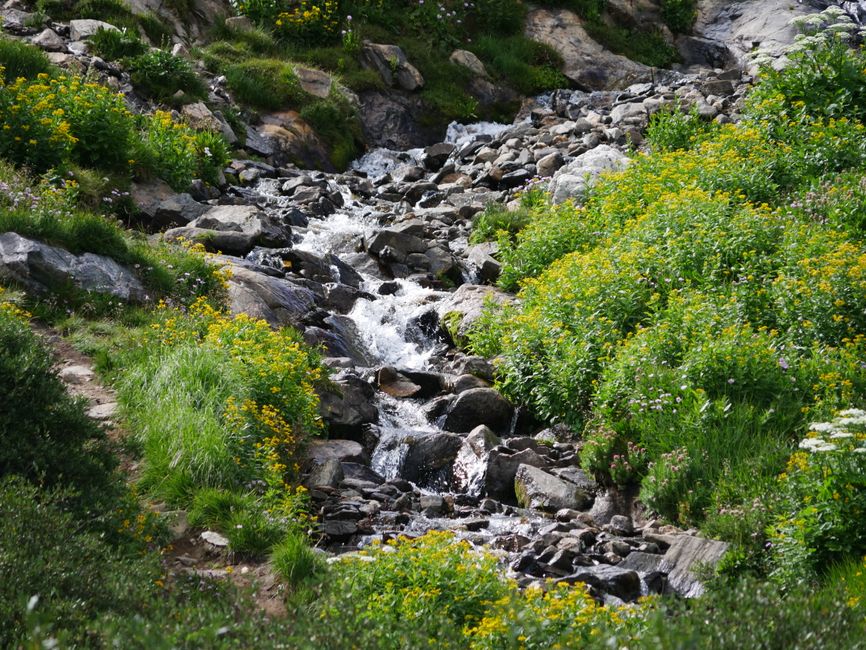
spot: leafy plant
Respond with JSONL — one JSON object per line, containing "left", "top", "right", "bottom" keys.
{"left": 87, "top": 27, "right": 147, "bottom": 61}
{"left": 129, "top": 50, "right": 206, "bottom": 104}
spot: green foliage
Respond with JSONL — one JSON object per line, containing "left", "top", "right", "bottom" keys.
{"left": 584, "top": 23, "right": 679, "bottom": 68}
{"left": 299, "top": 94, "right": 363, "bottom": 169}
{"left": 471, "top": 35, "right": 568, "bottom": 96}
{"left": 271, "top": 532, "right": 324, "bottom": 586}
{"left": 470, "top": 202, "right": 533, "bottom": 244}
{"left": 660, "top": 0, "right": 697, "bottom": 34}
{"left": 0, "top": 36, "right": 51, "bottom": 82}
{"left": 0, "top": 299, "right": 117, "bottom": 509}
{"left": 87, "top": 27, "right": 147, "bottom": 61}
{"left": 769, "top": 411, "right": 866, "bottom": 587}
{"left": 118, "top": 299, "right": 323, "bottom": 505}
{"left": 129, "top": 50, "right": 206, "bottom": 104}
{"left": 224, "top": 58, "right": 307, "bottom": 110}
{"left": 645, "top": 103, "right": 718, "bottom": 152}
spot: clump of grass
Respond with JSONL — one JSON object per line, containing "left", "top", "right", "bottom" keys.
{"left": 271, "top": 532, "right": 324, "bottom": 586}
{"left": 129, "top": 49, "right": 207, "bottom": 104}
{"left": 224, "top": 58, "right": 309, "bottom": 110}
{"left": 87, "top": 27, "right": 147, "bottom": 61}
{"left": 0, "top": 36, "right": 51, "bottom": 82}
{"left": 470, "top": 35, "right": 568, "bottom": 96}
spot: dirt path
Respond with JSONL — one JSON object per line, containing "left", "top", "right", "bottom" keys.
{"left": 34, "top": 323, "right": 287, "bottom": 618}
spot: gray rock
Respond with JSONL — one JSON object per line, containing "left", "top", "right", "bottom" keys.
{"left": 223, "top": 262, "right": 317, "bottom": 329}
{"left": 401, "top": 432, "right": 463, "bottom": 485}
{"left": 536, "top": 151, "right": 564, "bottom": 177}
{"left": 201, "top": 530, "right": 230, "bottom": 548}
{"left": 69, "top": 19, "right": 118, "bottom": 41}
{"left": 435, "top": 284, "right": 513, "bottom": 341}
{"left": 485, "top": 448, "right": 547, "bottom": 501}
{"left": 307, "top": 458, "right": 344, "bottom": 488}
{"left": 318, "top": 374, "right": 379, "bottom": 437}
{"left": 31, "top": 28, "right": 66, "bottom": 52}
{"left": 0, "top": 233, "right": 146, "bottom": 302}
{"left": 442, "top": 387, "right": 513, "bottom": 434}
{"left": 564, "top": 564, "right": 641, "bottom": 601}
{"left": 449, "top": 49, "right": 489, "bottom": 78}
{"left": 361, "top": 42, "right": 424, "bottom": 91}
{"left": 190, "top": 204, "right": 292, "bottom": 249}
{"left": 659, "top": 535, "right": 728, "bottom": 598}
{"left": 548, "top": 144, "right": 629, "bottom": 204}
{"left": 515, "top": 464, "right": 593, "bottom": 512}
{"left": 306, "top": 439, "right": 366, "bottom": 465}
{"left": 163, "top": 227, "right": 256, "bottom": 256}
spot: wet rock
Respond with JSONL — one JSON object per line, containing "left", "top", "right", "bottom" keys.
{"left": 607, "top": 514, "right": 634, "bottom": 536}
{"left": 377, "top": 366, "right": 423, "bottom": 398}
{"left": 359, "top": 91, "right": 437, "bottom": 150}
{"left": 341, "top": 462, "right": 385, "bottom": 484}
{"left": 441, "top": 387, "right": 513, "bottom": 434}
{"left": 420, "top": 494, "right": 446, "bottom": 516}
{"left": 318, "top": 374, "right": 379, "bottom": 438}
{"left": 0, "top": 233, "right": 147, "bottom": 302}
{"left": 422, "top": 142, "right": 456, "bottom": 171}
{"left": 366, "top": 229, "right": 427, "bottom": 261}
{"left": 401, "top": 432, "right": 463, "bottom": 485}
{"left": 514, "top": 464, "right": 593, "bottom": 512}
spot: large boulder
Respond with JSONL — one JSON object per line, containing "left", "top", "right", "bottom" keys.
{"left": 565, "top": 565, "right": 642, "bottom": 602}
{"left": 358, "top": 91, "right": 438, "bottom": 150}
{"left": 319, "top": 374, "right": 379, "bottom": 438}
{"left": 223, "top": 262, "right": 317, "bottom": 328}
{"left": 694, "top": 0, "right": 821, "bottom": 64}
{"left": 258, "top": 111, "right": 333, "bottom": 171}
{"left": 441, "top": 387, "right": 513, "bottom": 434}
{"left": 548, "top": 145, "right": 629, "bottom": 204}
{"left": 401, "top": 432, "right": 463, "bottom": 485}
{"left": 525, "top": 9, "right": 651, "bottom": 90}
{"left": 69, "top": 19, "right": 118, "bottom": 41}
{"left": 165, "top": 205, "right": 292, "bottom": 255}
{"left": 131, "top": 180, "right": 209, "bottom": 227}
{"left": 0, "top": 233, "right": 146, "bottom": 302}
{"left": 514, "top": 464, "right": 593, "bottom": 512}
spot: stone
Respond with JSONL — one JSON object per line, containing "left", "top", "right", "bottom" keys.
{"left": 181, "top": 102, "right": 223, "bottom": 132}
{"left": 676, "top": 35, "right": 733, "bottom": 69}
{"left": 449, "top": 49, "right": 489, "bottom": 78}
{"left": 306, "top": 439, "right": 366, "bottom": 465}
{"left": 224, "top": 15, "right": 254, "bottom": 31}
{"left": 401, "top": 432, "right": 463, "bottom": 485}
{"left": 536, "top": 151, "right": 564, "bottom": 177}
{"left": 525, "top": 9, "right": 650, "bottom": 91}
{"left": 0, "top": 233, "right": 147, "bottom": 303}
{"left": 294, "top": 66, "right": 333, "bottom": 99}
{"left": 190, "top": 204, "right": 292, "bottom": 248}
{"left": 31, "top": 28, "right": 66, "bottom": 52}
{"left": 87, "top": 402, "right": 118, "bottom": 420}
{"left": 163, "top": 227, "right": 256, "bottom": 256}
{"left": 659, "top": 535, "right": 729, "bottom": 598}
{"left": 318, "top": 374, "right": 379, "bottom": 438}
{"left": 258, "top": 112, "right": 333, "bottom": 171}
{"left": 564, "top": 565, "right": 641, "bottom": 601}
{"left": 69, "top": 19, "right": 118, "bottom": 41}
{"left": 201, "top": 530, "right": 230, "bottom": 548}
{"left": 548, "top": 144, "right": 629, "bottom": 204}
{"left": 377, "top": 366, "right": 422, "bottom": 398}
{"left": 131, "top": 180, "right": 209, "bottom": 227}
{"left": 514, "top": 464, "right": 593, "bottom": 512}
{"left": 441, "top": 387, "right": 513, "bottom": 434}
{"left": 435, "top": 284, "right": 513, "bottom": 342}
{"left": 222, "top": 261, "right": 317, "bottom": 329}
{"left": 359, "top": 91, "right": 437, "bottom": 150}
{"left": 485, "top": 448, "right": 547, "bottom": 501}
{"left": 361, "top": 42, "right": 424, "bottom": 91}
{"left": 59, "top": 365, "right": 94, "bottom": 384}
{"left": 307, "top": 458, "right": 344, "bottom": 488}
{"left": 366, "top": 229, "right": 427, "bottom": 260}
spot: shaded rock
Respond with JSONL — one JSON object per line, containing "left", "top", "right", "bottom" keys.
{"left": 294, "top": 66, "right": 333, "bottom": 99}
{"left": 485, "top": 448, "right": 547, "bottom": 501}
{"left": 515, "top": 464, "right": 593, "bottom": 512}
{"left": 359, "top": 91, "right": 437, "bottom": 150}
{"left": 442, "top": 387, "right": 513, "bottom": 434}
{"left": 564, "top": 565, "right": 641, "bottom": 601}
{"left": 361, "top": 42, "right": 424, "bottom": 91}
{"left": 0, "top": 233, "right": 146, "bottom": 302}
{"left": 307, "top": 439, "right": 366, "bottom": 465}
{"left": 32, "top": 28, "right": 66, "bottom": 51}
{"left": 319, "top": 374, "right": 379, "bottom": 438}
{"left": 676, "top": 35, "right": 733, "bottom": 68}
{"left": 163, "top": 227, "right": 255, "bottom": 256}
{"left": 401, "top": 432, "right": 462, "bottom": 485}
{"left": 341, "top": 462, "right": 385, "bottom": 484}
{"left": 131, "top": 180, "right": 208, "bottom": 227}
{"left": 307, "top": 458, "right": 344, "bottom": 488}
{"left": 377, "top": 366, "right": 422, "bottom": 398}
{"left": 258, "top": 112, "right": 333, "bottom": 171}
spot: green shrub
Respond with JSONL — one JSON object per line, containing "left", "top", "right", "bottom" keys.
{"left": 224, "top": 58, "right": 308, "bottom": 110}
{"left": 645, "top": 104, "right": 718, "bottom": 152}
{"left": 584, "top": 23, "right": 679, "bottom": 68}
{"left": 769, "top": 410, "right": 866, "bottom": 586}
{"left": 271, "top": 532, "right": 323, "bottom": 586}
{"left": 0, "top": 298, "right": 117, "bottom": 508}
{"left": 299, "top": 95, "right": 363, "bottom": 169}
{"left": 88, "top": 27, "right": 147, "bottom": 61}
{"left": 469, "top": 202, "right": 533, "bottom": 244}
{"left": 129, "top": 50, "right": 206, "bottom": 104}
{"left": 471, "top": 35, "right": 568, "bottom": 96}
{"left": 0, "top": 36, "right": 51, "bottom": 82}
{"left": 118, "top": 299, "right": 323, "bottom": 505}
{"left": 660, "top": 0, "right": 697, "bottom": 34}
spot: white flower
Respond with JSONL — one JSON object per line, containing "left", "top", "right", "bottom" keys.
{"left": 809, "top": 422, "right": 838, "bottom": 433}
{"left": 829, "top": 432, "right": 854, "bottom": 439}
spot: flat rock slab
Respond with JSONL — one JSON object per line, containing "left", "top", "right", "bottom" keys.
{"left": 659, "top": 535, "right": 729, "bottom": 598}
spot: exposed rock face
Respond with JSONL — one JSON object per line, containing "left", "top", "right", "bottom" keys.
{"left": 361, "top": 42, "right": 425, "bottom": 91}
{"left": 359, "top": 91, "right": 438, "bottom": 149}
{"left": 401, "top": 432, "right": 463, "bottom": 485}
{"left": 318, "top": 374, "right": 379, "bottom": 438}
{"left": 514, "top": 464, "right": 594, "bottom": 512}
{"left": 258, "top": 112, "right": 334, "bottom": 171}
{"left": 223, "top": 262, "right": 317, "bottom": 329}
{"left": 694, "top": 0, "right": 822, "bottom": 63}
{"left": 659, "top": 535, "right": 729, "bottom": 597}
{"left": 0, "top": 233, "right": 147, "bottom": 302}
{"left": 525, "top": 8, "right": 651, "bottom": 90}
{"left": 449, "top": 49, "right": 489, "bottom": 79}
